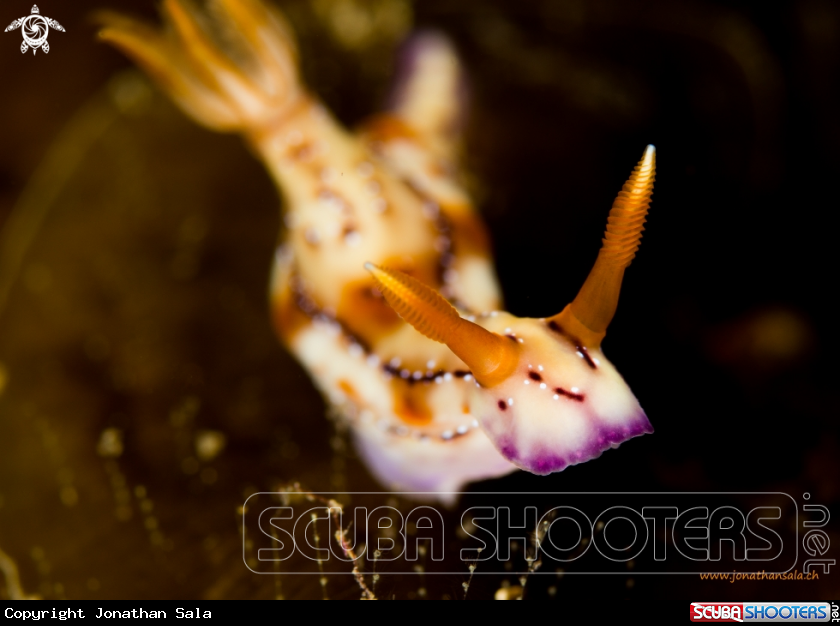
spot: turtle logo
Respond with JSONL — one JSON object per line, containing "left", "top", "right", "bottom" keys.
{"left": 5, "top": 5, "right": 65, "bottom": 55}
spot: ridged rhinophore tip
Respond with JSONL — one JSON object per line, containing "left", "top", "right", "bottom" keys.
{"left": 641, "top": 145, "right": 656, "bottom": 169}
{"left": 552, "top": 144, "right": 657, "bottom": 347}
{"left": 601, "top": 145, "right": 656, "bottom": 267}
{"left": 364, "top": 264, "right": 519, "bottom": 387}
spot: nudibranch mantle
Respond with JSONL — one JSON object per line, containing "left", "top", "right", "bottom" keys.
{"left": 98, "top": 0, "right": 655, "bottom": 501}
{"left": 465, "top": 315, "right": 651, "bottom": 475}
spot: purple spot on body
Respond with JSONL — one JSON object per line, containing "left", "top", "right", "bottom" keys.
{"left": 545, "top": 321, "right": 597, "bottom": 369}
{"left": 577, "top": 412, "right": 653, "bottom": 460}
{"left": 500, "top": 443, "right": 518, "bottom": 460}
{"left": 529, "top": 455, "right": 567, "bottom": 475}
{"left": 525, "top": 411, "right": 653, "bottom": 474}
{"left": 577, "top": 346, "right": 597, "bottom": 370}
{"left": 554, "top": 387, "right": 584, "bottom": 402}
{"left": 489, "top": 410, "right": 652, "bottom": 476}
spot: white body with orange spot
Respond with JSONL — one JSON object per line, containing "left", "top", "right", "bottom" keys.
{"left": 100, "top": 0, "right": 655, "bottom": 502}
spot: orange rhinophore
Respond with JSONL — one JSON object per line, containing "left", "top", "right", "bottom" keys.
{"left": 365, "top": 263, "right": 519, "bottom": 388}
{"left": 99, "top": 0, "right": 657, "bottom": 501}
{"left": 552, "top": 145, "right": 656, "bottom": 349}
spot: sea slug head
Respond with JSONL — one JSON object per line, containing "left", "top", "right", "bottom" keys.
{"left": 458, "top": 311, "right": 653, "bottom": 475}
{"left": 366, "top": 145, "right": 656, "bottom": 475}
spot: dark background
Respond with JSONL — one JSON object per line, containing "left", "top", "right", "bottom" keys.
{"left": 0, "top": 0, "right": 837, "bottom": 600}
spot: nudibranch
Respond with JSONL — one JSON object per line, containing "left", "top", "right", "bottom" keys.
{"left": 98, "top": 0, "right": 656, "bottom": 500}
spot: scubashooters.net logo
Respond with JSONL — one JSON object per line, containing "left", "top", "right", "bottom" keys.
{"left": 690, "top": 602, "right": 835, "bottom": 622}
{"left": 5, "top": 5, "right": 65, "bottom": 55}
